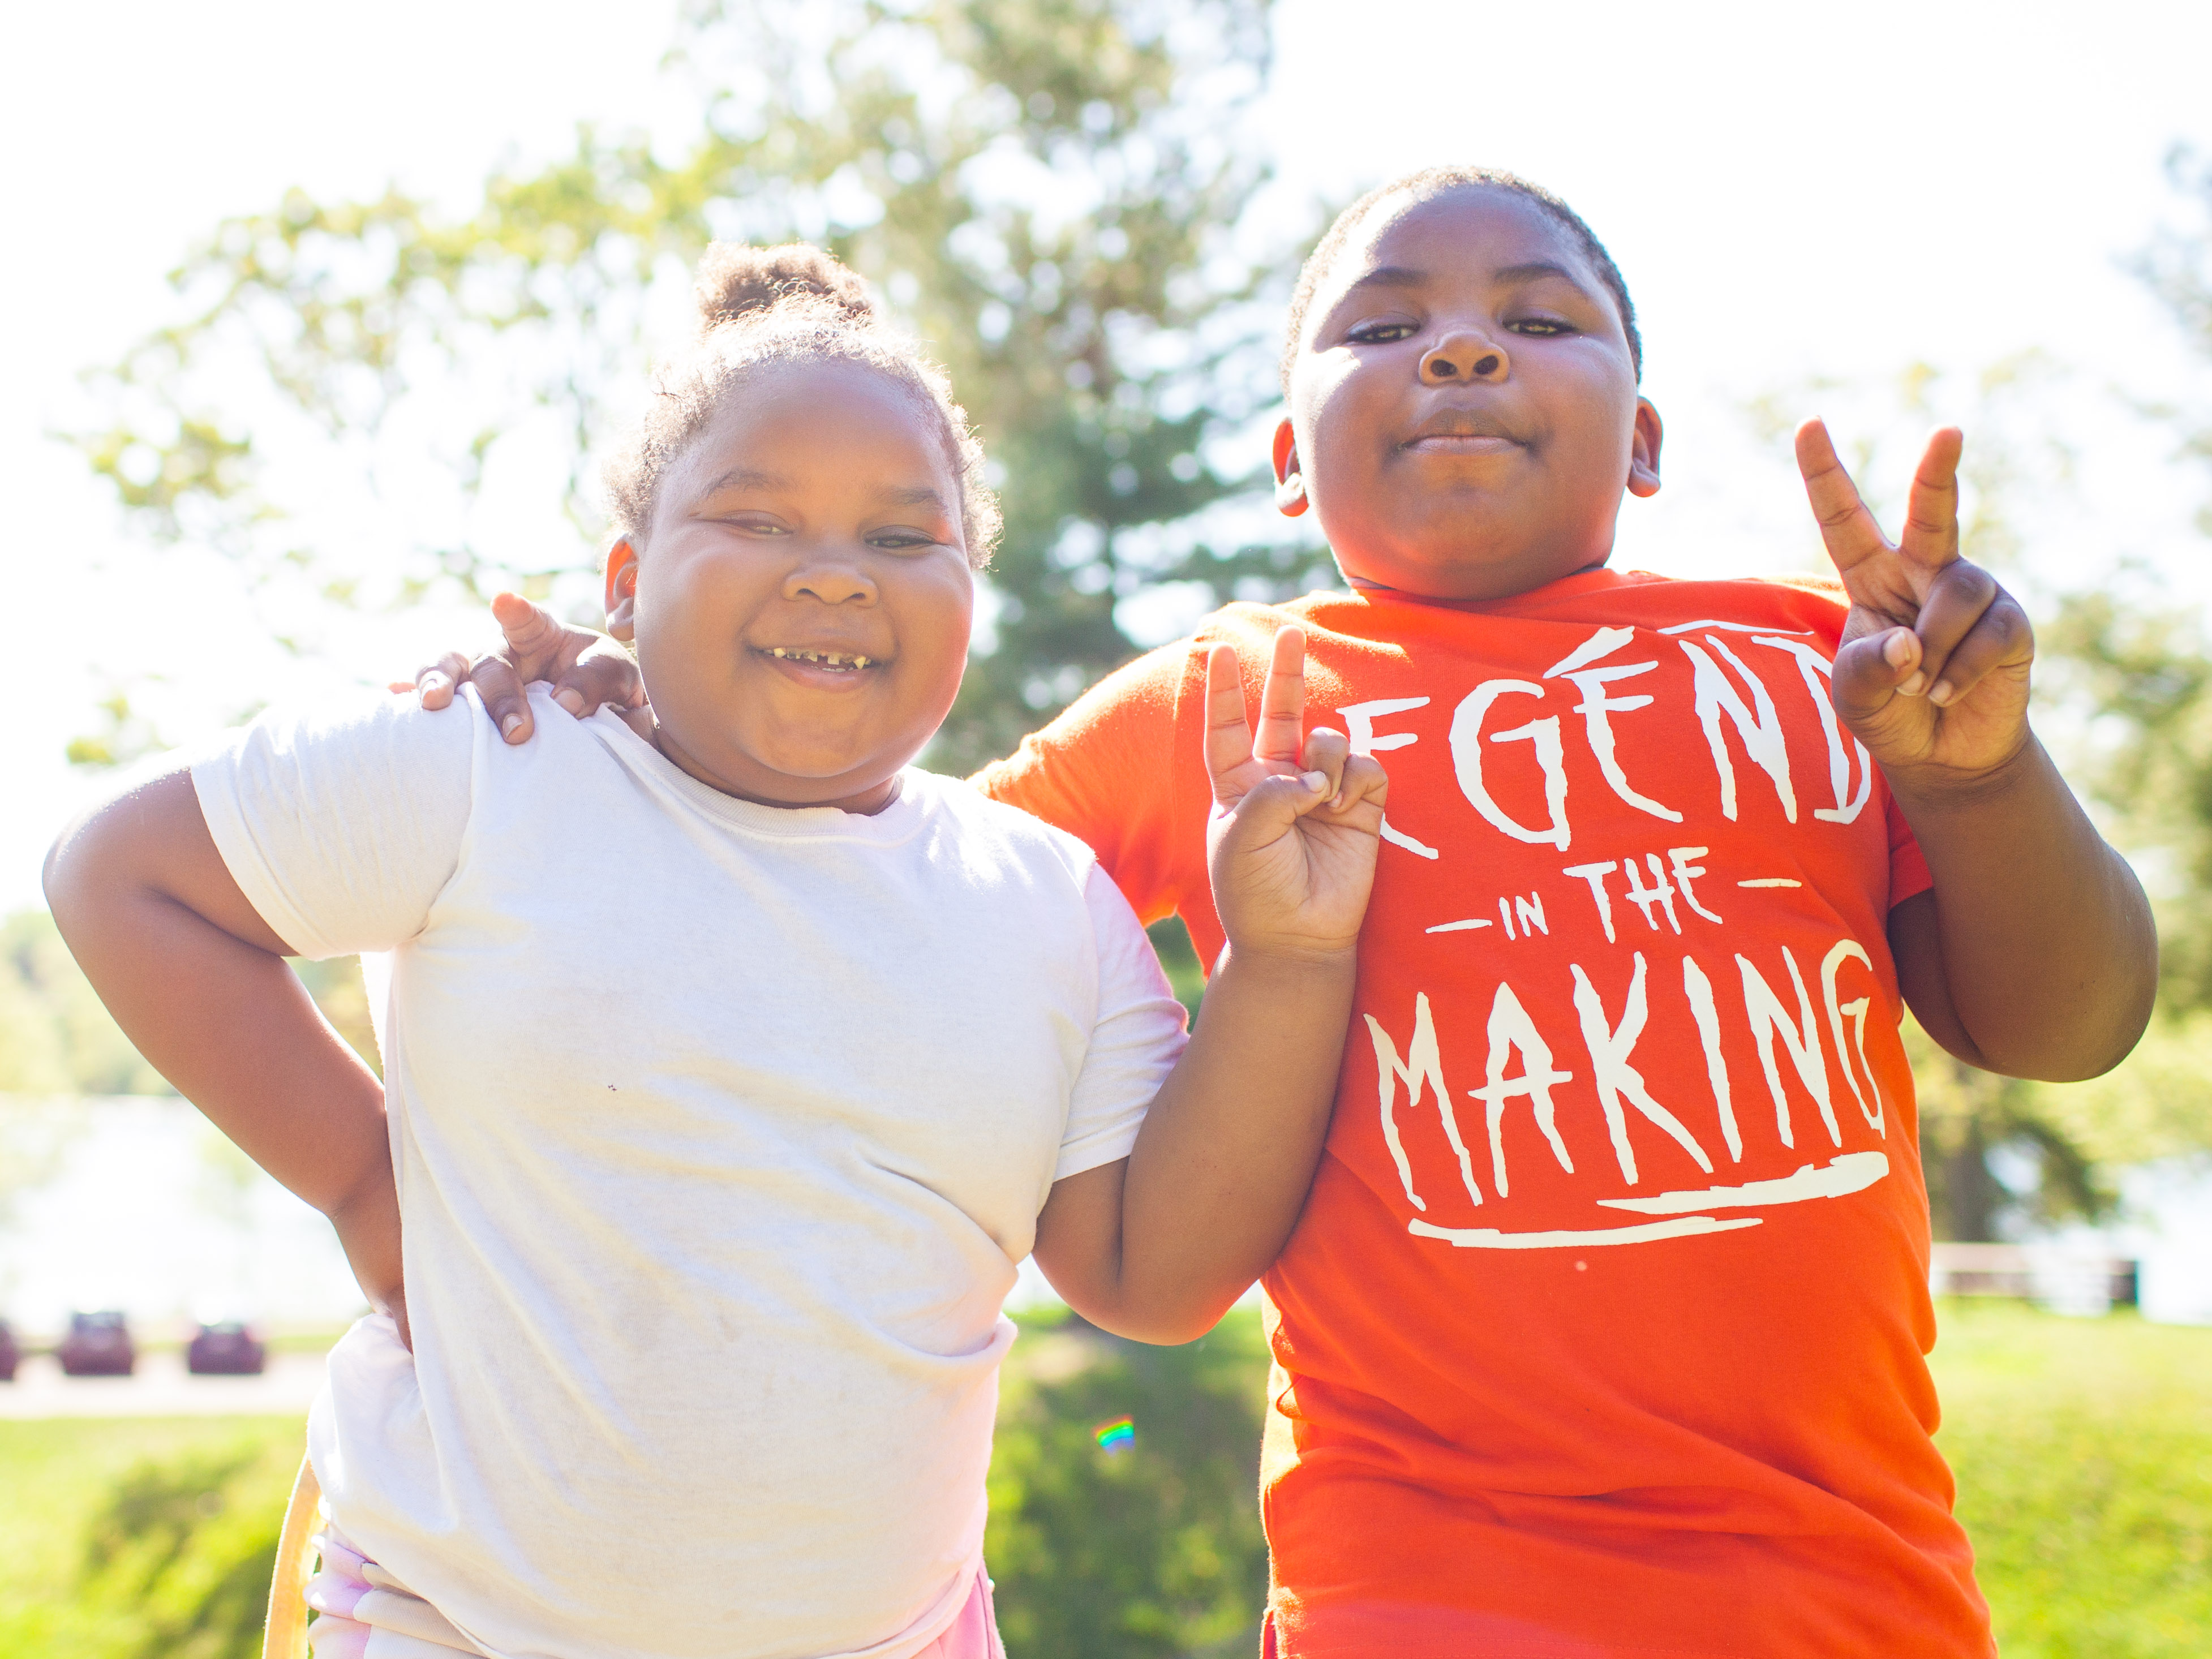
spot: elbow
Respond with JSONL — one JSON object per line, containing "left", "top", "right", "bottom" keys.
{"left": 1073, "top": 1295, "right": 1233, "bottom": 1348}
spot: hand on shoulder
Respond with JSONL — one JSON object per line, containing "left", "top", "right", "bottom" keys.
{"left": 396, "top": 593, "right": 647, "bottom": 744}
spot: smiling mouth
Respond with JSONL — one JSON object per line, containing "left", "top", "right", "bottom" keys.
{"left": 763, "top": 647, "right": 882, "bottom": 673}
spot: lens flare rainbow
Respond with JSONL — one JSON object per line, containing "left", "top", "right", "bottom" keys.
{"left": 1093, "top": 1416, "right": 1134, "bottom": 1454}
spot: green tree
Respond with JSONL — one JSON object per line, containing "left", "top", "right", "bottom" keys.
{"left": 72, "top": 0, "right": 1329, "bottom": 773}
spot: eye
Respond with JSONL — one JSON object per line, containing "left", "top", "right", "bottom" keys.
{"left": 1507, "top": 316, "right": 1575, "bottom": 338}
{"left": 867, "top": 526, "right": 946, "bottom": 552}
{"left": 1345, "top": 319, "right": 1419, "bottom": 345}
{"left": 718, "top": 512, "right": 791, "bottom": 536}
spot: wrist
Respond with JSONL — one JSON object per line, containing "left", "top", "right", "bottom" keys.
{"left": 1884, "top": 732, "right": 2044, "bottom": 819}
{"left": 1213, "top": 935, "right": 1361, "bottom": 978}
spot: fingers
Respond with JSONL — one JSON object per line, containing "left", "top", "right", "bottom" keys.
{"left": 552, "top": 649, "right": 643, "bottom": 719}
{"left": 414, "top": 652, "right": 471, "bottom": 711}
{"left": 1923, "top": 585, "right": 2033, "bottom": 707}
{"left": 1794, "top": 419, "right": 1891, "bottom": 578}
{"left": 1905, "top": 559, "right": 2005, "bottom": 703}
{"left": 1300, "top": 727, "right": 1348, "bottom": 805}
{"left": 471, "top": 657, "right": 535, "bottom": 743}
{"left": 1253, "top": 626, "right": 1308, "bottom": 764}
{"left": 1204, "top": 642, "right": 1256, "bottom": 788}
{"left": 1897, "top": 427, "right": 1964, "bottom": 569}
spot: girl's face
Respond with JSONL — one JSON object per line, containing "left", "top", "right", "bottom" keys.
{"left": 1277, "top": 186, "right": 1663, "bottom": 601}
{"left": 608, "top": 359, "right": 974, "bottom": 814}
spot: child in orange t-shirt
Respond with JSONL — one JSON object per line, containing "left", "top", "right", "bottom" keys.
{"left": 431, "top": 170, "right": 2153, "bottom": 1657}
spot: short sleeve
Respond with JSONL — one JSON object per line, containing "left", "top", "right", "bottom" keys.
{"left": 1884, "top": 789, "right": 1933, "bottom": 910}
{"left": 971, "top": 643, "right": 1205, "bottom": 926}
{"left": 191, "top": 690, "right": 478, "bottom": 959}
{"left": 1055, "top": 864, "right": 1191, "bottom": 1181}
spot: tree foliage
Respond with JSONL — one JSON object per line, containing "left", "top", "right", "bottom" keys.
{"left": 72, "top": 0, "right": 1330, "bottom": 771}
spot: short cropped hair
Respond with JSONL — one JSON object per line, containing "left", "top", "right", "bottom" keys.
{"left": 1281, "top": 166, "right": 1642, "bottom": 393}
{"left": 603, "top": 243, "right": 1000, "bottom": 568}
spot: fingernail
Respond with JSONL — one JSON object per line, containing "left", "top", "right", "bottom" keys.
{"left": 422, "top": 673, "right": 448, "bottom": 694}
{"left": 501, "top": 714, "right": 525, "bottom": 739}
{"left": 1928, "top": 681, "right": 1955, "bottom": 706}
{"left": 554, "top": 689, "right": 585, "bottom": 715}
{"left": 1899, "top": 672, "right": 1926, "bottom": 697}
{"left": 1302, "top": 770, "right": 1328, "bottom": 793}
{"left": 1884, "top": 631, "right": 1914, "bottom": 667}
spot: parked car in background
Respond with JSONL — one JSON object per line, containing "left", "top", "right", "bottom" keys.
{"left": 57, "top": 1310, "right": 134, "bottom": 1376}
{"left": 187, "top": 1320, "right": 267, "bottom": 1376}
{"left": 0, "top": 1320, "right": 18, "bottom": 1382}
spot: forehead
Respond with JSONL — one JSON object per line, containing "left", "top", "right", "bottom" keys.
{"left": 685, "top": 358, "right": 950, "bottom": 475}
{"left": 1316, "top": 186, "right": 1595, "bottom": 314}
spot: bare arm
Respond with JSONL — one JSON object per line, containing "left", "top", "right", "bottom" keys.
{"left": 1031, "top": 629, "right": 1385, "bottom": 1343}
{"left": 1800, "top": 422, "right": 2156, "bottom": 1081}
{"left": 44, "top": 768, "right": 409, "bottom": 1340}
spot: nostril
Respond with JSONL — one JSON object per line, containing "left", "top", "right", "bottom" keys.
{"left": 1430, "top": 360, "right": 1457, "bottom": 378}
{"left": 1475, "top": 354, "right": 1501, "bottom": 376}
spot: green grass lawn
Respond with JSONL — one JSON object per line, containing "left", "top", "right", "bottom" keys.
{"left": 0, "top": 1304, "right": 2204, "bottom": 1657}
{"left": 1930, "top": 1300, "right": 2212, "bottom": 1656}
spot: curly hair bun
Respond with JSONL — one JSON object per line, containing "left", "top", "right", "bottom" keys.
{"left": 693, "top": 242, "right": 878, "bottom": 334}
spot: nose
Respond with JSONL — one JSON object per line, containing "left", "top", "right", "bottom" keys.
{"left": 783, "top": 548, "right": 878, "bottom": 607}
{"left": 1420, "top": 327, "right": 1509, "bottom": 386}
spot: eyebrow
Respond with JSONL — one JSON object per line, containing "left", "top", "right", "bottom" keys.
{"left": 699, "top": 466, "right": 789, "bottom": 495}
{"left": 698, "top": 471, "right": 948, "bottom": 512}
{"left": 879, "top": 484, "right": 950, "bottom": 510}
{"left": 1343, "top": 259, "right": 1589, "bottom": 294}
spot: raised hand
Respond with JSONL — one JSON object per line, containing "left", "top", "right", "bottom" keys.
{"left": 1796, "top": 420, "right": 2033, "bottom": 784}
{"left": 1204, "top": 626, "right": 1388, "bottom": 961}
{"left": 394, "top": 594, "right": 646, "bottom": 744}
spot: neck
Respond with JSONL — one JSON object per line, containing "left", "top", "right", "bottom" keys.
{"left": 650, "top": 724, "right": 903, "bottom": 816}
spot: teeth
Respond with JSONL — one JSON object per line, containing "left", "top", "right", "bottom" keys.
{"left": 767, "top": 647, "right": 875, "bottom": 669}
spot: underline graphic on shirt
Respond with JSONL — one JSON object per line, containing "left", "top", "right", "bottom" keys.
{"left": 1594, "top": 1151, "right": 1890, "bottom": 1215}
{"left": 1407, "top": 1214, "right": 1763, "bottom": 1248}
{"left": 1736, "top": 878, "right": 1802, "bottom": 888}
{"left": 1425, "top": 918, "right": 1494, "bottom": 933}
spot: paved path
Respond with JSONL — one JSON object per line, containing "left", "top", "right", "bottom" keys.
{"left": 0, "top": 1348, "right": 327, "bottom": 1419}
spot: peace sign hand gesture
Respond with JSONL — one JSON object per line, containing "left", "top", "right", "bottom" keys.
{"left": 1796, "top": 420, "right": 2035, "bottom": 786}
{"left": 1204, "top": 626, "right": 1389, "bottom": 963}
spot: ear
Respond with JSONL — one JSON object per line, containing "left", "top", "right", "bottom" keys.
{"left": 1626, "top": 398, "right": 1663, "bottom": 498}
{"left": 604, "top": 540, "right": 641, "bottom": 642}
{"left": 1272, "top": 417, "right": 1309, "bottom": 518}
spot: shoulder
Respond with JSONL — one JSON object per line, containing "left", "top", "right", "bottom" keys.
{"left": 910, "top": 770, "right": 1101, "bottom": 889}
{"left": 198, "top": 685, "right": 483, "bottom": 780}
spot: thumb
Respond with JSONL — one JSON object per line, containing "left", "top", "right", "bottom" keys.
{"left": 1830, "top": 626, "right": 1922, "bottom": 730}
{"left": 1216, "top": 768, "right": 1330, "bottom": 850}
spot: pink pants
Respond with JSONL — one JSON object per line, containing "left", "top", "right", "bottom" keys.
{"left": 303, "top": 1523, "right": 1006, "bottom": 1659}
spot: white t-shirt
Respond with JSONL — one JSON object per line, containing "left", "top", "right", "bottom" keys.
{"left": 192, "top": 686, "right": 1188, "bottom": 1659}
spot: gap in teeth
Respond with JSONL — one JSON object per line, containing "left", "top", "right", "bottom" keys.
{"left": 770, "top": 648, "right": 871, "bottom": 669}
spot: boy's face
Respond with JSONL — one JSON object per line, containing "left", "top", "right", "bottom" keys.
{"left": 1278, "top": 186, "right": 1661, "bottom": 601}
{"left": 608, "top": 360, "right": 973, "bottom": 814}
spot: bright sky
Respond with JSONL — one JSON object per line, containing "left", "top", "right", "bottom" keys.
{"left": 7, "top": 0, "right": 2212, "bottom": 913}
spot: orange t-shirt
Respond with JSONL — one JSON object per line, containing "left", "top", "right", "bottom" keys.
{"left": 976, "top": 569, "right": 1992, "bottom": 1658}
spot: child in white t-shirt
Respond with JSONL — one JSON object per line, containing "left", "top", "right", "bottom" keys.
{"left": 45, "top": 244, "right": 1388, "bottom": 1659}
